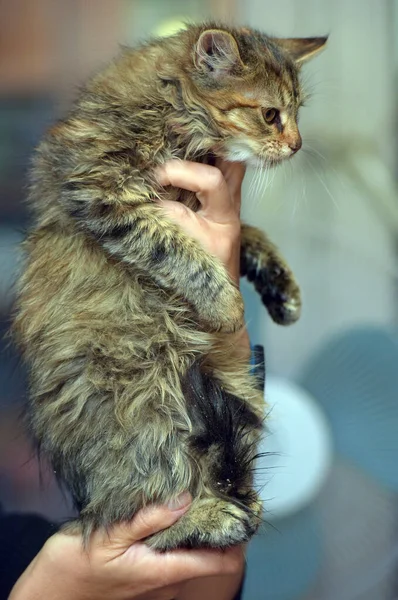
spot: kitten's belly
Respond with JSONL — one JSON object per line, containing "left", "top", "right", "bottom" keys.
{"left": 17, "top": 226, "right": 264, "bottom": 551}
{"left": 21, "top": 226, "right": 207, "bottom": 365}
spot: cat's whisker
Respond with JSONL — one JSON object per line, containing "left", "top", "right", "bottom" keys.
{"left": 256, "top": 518, "right": 281, "bottom": 536}
{"left": 303, "top": 143, "right": 327, "bottom": 164}
{"left": 291, "top": 187, "right": 299, "bottom": 220}
{"left": 263, "top": 161, "right": 274, "bottom": 194}
{"left": 260, "top": 169, "right": 268, "bottom": 208}
{"left": 292, "top": 156, "right": 304, "bottom": 219}
{"left": 301, "top": 152, "right": 311, "bottom": 216}
{"left": 269, "top": 166, "right": 291, "bottom": 216}
{"left": 282, "top": 159, "right": 290, "bottom": 186}
{"left": 258, "top": 162, "right": 266, "bottom": 191}
{"left": 246, "top": 172, "right": 255, "bottom": 206}
{"left": 283, "top": 161, "right": 296, "bottom": 221}
{"left": 247, "top": 170, "right": 254, "bottom": 197}
{"left": 269, "top": 163, "right": 278, "bottom": 189}
{"left": 262, "top": 165, "right": 270, "bottom": 195}
{"left": 306, "top": 157, "right": 341, "bottom": 213}
{"left": 251, "top": 465, "right": 282, "bottom": 473}
{"left": 303, "top": 144, "right": 348, "bottom": 200}
{"left": 222, "top": 493, "right": 279, "bottom": 533}
{"left": 300, "top": 161, "right": 309, "bottom": 215}
{"left": 249, "top": 163, "right": 260, "bottom": 196}
{"left": 252, "top": 164, "right": 265, "bottom": 211}
{"left": 252, "top": 165, "right": 261, "bottom": 209}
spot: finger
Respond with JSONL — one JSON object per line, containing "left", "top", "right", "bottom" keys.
{"left": 216, "top": 159, "right": 246, "bottom": 212}
{"left": 156, "top": 160, "right": 235, "bottom": 224}
{"left": 104, "top": 493, "right": 192, "bottom": 550}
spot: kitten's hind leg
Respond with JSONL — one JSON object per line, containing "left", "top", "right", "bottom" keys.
{"left": 146, "top": 360, "right": 264, "bottom": 551}
{"left": 240, "top": 224, "right": 301, "bottom": 325}
{"left": 147, "top": 496, "right": 262, "bottom": 551}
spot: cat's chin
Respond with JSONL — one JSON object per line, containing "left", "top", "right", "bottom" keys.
{"left": 245, "top": 156, "right": 284, "bottom": 170}
{"left": 223, "top": 152, "right": 284, "bottom": 170}
{"left": 221, "top": 141, "right": 286, "bottom": 170}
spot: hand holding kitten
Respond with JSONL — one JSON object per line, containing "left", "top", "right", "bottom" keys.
{"left": 156, "top": 159, "right": 245, "bottom": 286}
{"left": 9, "top": 494, "right": 244, "bottom": 600}
{"left": 156, "top": 159, "right": 250, "bottom": 353}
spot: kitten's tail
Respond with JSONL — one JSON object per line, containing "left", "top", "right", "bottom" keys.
{"left": 181, "top": 360, "right": 262, "bottom": 468}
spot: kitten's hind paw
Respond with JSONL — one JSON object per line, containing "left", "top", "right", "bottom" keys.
{"left": 146, "top": 497, "right": 262, "bottom": 551}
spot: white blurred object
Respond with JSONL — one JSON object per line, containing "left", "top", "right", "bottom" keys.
{"left": 256, "top": 376, "right": 333, "bottom": 518}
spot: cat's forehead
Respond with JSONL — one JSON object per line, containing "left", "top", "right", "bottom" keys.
{"left": 239, "top": 30, "right": 302, "bottom": 108}
{"left": 241, "top": 70, "right": 301, "bottom": 111}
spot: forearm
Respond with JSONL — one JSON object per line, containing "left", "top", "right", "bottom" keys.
{"left": 9, "top": 552, "right": 66, "bottom": 600}
{"left": 176, "top": 564, "right": 245, "bottom": 600}
{"left": 9, "top": 537, "right": 91, "bottom": 600}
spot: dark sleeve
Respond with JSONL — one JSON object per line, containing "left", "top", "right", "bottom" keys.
{"left": 233, "top": 580, "right": 244, "bottom": 600}
{"left": 0, "top": 511, "right": 57, "bottom": 599}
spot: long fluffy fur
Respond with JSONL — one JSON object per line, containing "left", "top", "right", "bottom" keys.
{"left": 13, "top": 22, "right": 326, "bottom": 548}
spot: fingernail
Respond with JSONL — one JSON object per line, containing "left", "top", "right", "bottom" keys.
{"left": 167, "top": 491, "right": 192, "bottom": 511}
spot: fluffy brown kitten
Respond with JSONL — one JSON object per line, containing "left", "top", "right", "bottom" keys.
{"left": 13, "top": 23, "right": 326, "bottom": 549}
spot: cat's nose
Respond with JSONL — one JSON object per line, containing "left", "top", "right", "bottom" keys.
{"left": 288, "top": 135, "right": 302, "bottom": 154}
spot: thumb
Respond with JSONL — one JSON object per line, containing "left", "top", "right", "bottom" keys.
{"left": 106, "top": 492, "right": 192, "bottom": 550}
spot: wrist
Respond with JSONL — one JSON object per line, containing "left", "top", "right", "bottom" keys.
{"left": 9, "top": 540, "right": 86, "bottom": 600}
{"left": 9, "top": 553, "right": 50, "bottom": 600}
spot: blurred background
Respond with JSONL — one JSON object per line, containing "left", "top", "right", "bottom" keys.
{"left": 1, "top": 1, "right": 398, "bottom": 598}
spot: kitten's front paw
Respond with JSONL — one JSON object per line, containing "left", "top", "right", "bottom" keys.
{"left": 200, "top": 286, "right": 244, "bottom": 333}
{"left": 244, "top": 255, "right": 301, "bottom": 325}
{"left": 260, "top": 260, "right": 301, "bottom": 325}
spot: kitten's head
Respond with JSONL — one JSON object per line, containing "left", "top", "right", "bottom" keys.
{"left": 172, "top": 25, "right": 327, "bottom": 166}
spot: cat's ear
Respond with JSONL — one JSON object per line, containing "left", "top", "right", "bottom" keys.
{"left": 195, "top": 29, "right": 244, "bottom": 77}
{"left": 275, "top": 36, "right": 328, "bottom": 65}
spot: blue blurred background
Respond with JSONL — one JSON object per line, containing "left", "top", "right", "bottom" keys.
{"left": 1, "top": 1, "right": 398, "bottom": 599}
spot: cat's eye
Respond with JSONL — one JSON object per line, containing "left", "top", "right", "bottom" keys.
{"left": 263, "top": 108, "right": 279, "bottom": 125}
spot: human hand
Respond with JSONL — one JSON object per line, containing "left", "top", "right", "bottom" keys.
{"left": 155, "top": 159, "right": 245, "bottom": 287}
{"left": 156, "top": 159, "right": 249, "bottom": 355}
{"left": 9, "top": 494, "right": 244, "bottom": 600}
